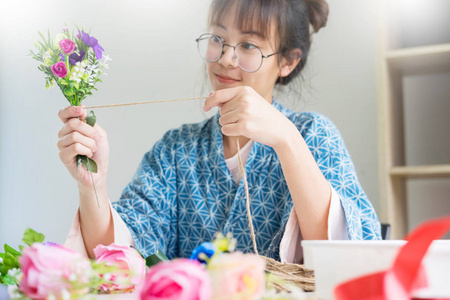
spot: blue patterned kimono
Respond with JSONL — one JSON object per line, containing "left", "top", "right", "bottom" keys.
{"left": 113, "top": 100, "right": 381, "bottom": 260}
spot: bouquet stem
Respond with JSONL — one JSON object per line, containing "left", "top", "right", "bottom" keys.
{"left": 76, "top": 109, "right": 100, "bottom": 208}
{"left": 87, "top": 158, "right": 100, "bottom": 208}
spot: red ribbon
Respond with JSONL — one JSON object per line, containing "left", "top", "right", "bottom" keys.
{"left": 334, "top": 216, "right": 450, "bottom": 300}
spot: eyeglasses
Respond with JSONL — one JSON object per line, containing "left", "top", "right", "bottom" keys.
{"left": 195, "top": 33, "right": 281, "bottom": 73}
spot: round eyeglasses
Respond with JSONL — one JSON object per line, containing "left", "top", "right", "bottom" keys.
{"left": 195, "top": 33, "right": 281, "bottom": 73}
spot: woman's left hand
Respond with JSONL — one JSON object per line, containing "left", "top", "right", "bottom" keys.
{"left": 203, "top": 86, "right": 297, "bottom": 149}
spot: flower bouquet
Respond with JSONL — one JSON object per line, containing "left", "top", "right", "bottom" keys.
{"left": 29, "top": 26, "right": 111, "bottom": 207}
{"left": 0, "top": 229, "right": 146, "bottom": 300}
{"left": 1, "top": 230, "right": 307, "bottom": 300}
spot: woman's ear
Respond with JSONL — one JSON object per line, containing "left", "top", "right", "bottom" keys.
{"left": 278, "top": 49, "right": 302, "bottom": 78}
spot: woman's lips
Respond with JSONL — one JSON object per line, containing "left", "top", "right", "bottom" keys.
{"left": 216, "top": 74, "right": 240, "bottom": 84}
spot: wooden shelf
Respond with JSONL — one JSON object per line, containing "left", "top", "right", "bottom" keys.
{"left": 390, "top": 164, "right": 450, "bottom": 178}
{"left": 386, "top": 43, "right": 450, "bottom": 76}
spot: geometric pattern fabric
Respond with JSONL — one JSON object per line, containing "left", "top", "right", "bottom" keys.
{"left": 113, "top": 100, "right": 381, "bottom": 260}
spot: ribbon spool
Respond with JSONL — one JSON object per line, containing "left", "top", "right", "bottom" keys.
{"left": 334, "top": 216, "right": 450, "bottom": 300}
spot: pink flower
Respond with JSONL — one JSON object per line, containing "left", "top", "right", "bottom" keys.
{"left": 19, "top": 243, "right": 92, "bottom": 300}
{"left": 208, "top": 252, "right": 266, "bottom": 300}
{"left": 59, "top": 38, "right": 76, "bottom": 54}
{"left": 94, "top": 244, "right": 146, "bottom": 292}
{"left": 51, "top": 61, "right": 67, "bottom": 78}
{"left": 139, "top": 258, "right": 212, "bottom": 300}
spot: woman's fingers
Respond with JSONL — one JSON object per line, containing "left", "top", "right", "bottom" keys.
{"left": 58, "top": 117, "right": 97, "bottom": 139}
{"left": 58, "top": 105, "right": 87, "bottom": 123}
{"left": 59, "top": 143, "right": 94, "bottom": 165}
{"left": 203, "top": 86, "right": 246, "bottom": 111}
{"left": 57, "top": 131, "right": 97, "bottom": 153}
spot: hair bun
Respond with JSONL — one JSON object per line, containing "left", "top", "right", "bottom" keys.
{"left": 304, "top": 0, "right": 329, "bottom": 32}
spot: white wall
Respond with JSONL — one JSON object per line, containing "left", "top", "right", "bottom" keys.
{"left": 0, "top": 0, "right": 380, "bottom": 248}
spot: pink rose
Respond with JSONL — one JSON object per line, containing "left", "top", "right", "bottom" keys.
{"left": 19, "top": 243, "right": 92, "bottom": 300}
{"left": 208, "top": 252, "right": 265, "bottom": 300}
{"left": 51, "top": 61, "right": 67, "bottom": 78}
{"left": 94, "top": 244, "right": 146, "bottom": 292}
{"left": 59, "top": 38, "right": 76, "bottom": 54}
{"left": 139, "top": 258, "right": 212, "bottom": 300}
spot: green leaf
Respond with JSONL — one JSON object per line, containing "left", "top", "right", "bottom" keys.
{"left": 64, "top": 88, "right": 75, "bottom": 96}
{"left": 77, "top": 155, "right": 98, "bottom": 173}
{"left": 86, "top": 157, "right": 98, "bottom": 173}
{"left": 1, "top": 273, "right": 18, "bottom": 285}
{"left": 3, "top": 252, "right": 20, "bottom": 270}
{"left": 77, "top": 155, "right": 83, "bottom": 172}
{"left": 85, "top": 110, "right": 96, "bottom": 127}
{"left": 22, "top": 228, "right": 45, "bottom": 246}
{"left": 4, "top": 245, "right": 20, "bottom": 258}
{"left": 145, "top": 250, "right": 169, "bottom": 268}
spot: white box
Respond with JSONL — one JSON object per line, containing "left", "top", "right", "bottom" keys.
{"left": 301, "top": 240, "right": 450, "bottom": 299}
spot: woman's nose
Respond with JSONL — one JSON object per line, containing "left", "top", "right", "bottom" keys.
{"left": 218, "top": 45, "right": 238, "bottom": 68}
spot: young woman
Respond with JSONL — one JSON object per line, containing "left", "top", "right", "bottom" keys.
{"left": 59, "top": 0, "right": 381, "bottom": 262}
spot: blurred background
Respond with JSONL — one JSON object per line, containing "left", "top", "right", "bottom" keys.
{"left": 0, "top": 0, "right": 449, "bottom": 248}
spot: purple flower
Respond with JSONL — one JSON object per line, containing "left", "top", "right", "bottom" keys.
{"left": 42, "top": 241, "right": 59, "bottom": 246}
{"left": 60, "top": 50, "right": 86, "bottom": 66}
{"left": 80, "top": 31, "right": 104, "bottom": 59}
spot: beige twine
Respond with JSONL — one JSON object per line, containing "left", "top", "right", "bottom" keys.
{"left": 235, "top": 136, "right": 315, "bottom": 293}
{"left": 85, "top": 97, "right": 315, "bottom": 292}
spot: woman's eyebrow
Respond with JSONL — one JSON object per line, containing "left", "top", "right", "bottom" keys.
{"left": 241, "top": 30, "right": 264, "bottom": 38}
{"left": 216, "top": 23, "right": 227, "bottom": 30}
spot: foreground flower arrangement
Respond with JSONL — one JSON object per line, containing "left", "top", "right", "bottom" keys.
{"left": 0, "top": 229, "right": 146, "bottom": 299}
{"left": 0, "top": 230, "right": 304, "bottom": 300}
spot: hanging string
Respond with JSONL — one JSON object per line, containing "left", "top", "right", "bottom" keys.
{"left": 83, "top": 96, "right": 206, "bottom": 109}
{"left": 236, "top": 136, "right": 259, "bottom": 255}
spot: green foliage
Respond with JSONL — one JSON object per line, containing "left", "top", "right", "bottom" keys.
{"left": 145, "top": 250, "right": 169, "bottom": 267}
{"left": 77, "top": 155, "right": 98, "bottom": 173}
{"left": 22, "top": 228, "right": 45, "bottom": 246}
{"left": 29, "top": 26, "right": 108, "bottom": 106}
{"left": 0, "top": 228, "right": 45, "bottom": 285}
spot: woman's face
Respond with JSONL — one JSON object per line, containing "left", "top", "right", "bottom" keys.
{"left": 206, "top": 12, "right": 282, "bottom": 103}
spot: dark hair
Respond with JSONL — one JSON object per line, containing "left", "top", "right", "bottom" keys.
{"left": 208, "top": 0, "right": 329, "bottom": 85}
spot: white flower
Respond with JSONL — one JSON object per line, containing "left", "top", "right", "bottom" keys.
{"left": 102, "top": 55, "right": 112, "bottom": 69}
{"left": 103, "top": 55, "right": 112, "bottom": 63}
{"left": 47, "top": 293, "right": 56, "bottom": 300}
{"left": 0, "top": 257, "right": 3, "bottom": 263}
{"left": 103, "top": 272, "right": 112, "bottom": 281}
{"left": 73, "top": 61, "right": 87, "bottom": 74}
{"left": 61, "top": 289, "right": 71, "bottom": 300}
{"left": 70, "top": 61, "right": 87, "bottom": 83}
{"left": 68, "top": 273, "right": 77, "bottom": 282}
{"left": 54, "top": 33, "right": 67, "bottom": 47}
{"left": 7, "top": 268, "right": 20, "bottom": 278}
{"left": 7, "top": 285, "right": 21, "bottom": 299}
{"left": 43, "top": 49, "right": 52, "bottom": 61}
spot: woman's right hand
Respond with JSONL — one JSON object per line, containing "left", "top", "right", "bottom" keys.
{"left": 57, "top": 105, "right": 110, "bottom": 189}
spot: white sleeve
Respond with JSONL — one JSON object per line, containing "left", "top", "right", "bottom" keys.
{"left": 279, "top": 184, "right": 348, "bottom": 263}
{"left": 64, "top": 201, "right": 135, "bottom": 257}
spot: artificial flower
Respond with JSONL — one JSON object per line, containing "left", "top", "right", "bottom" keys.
{"left": 190, "top": 242, "right": 216, "bottom": 264}
{"left": 19, "top": 243, "right": 93, "bottom": 299}
{"left": 53, "top": 32, "right": 67, "bottom": 47}
{"left": 59, "top": 39, "right": 76, "bottom": 55}
{"left": 51, "top": 61, "right": 68, "bottom": 78}
{"left": 80, "top": 31, "right": 104, "bottom": 59}
{"left": 208, "top": 252, "right": 266, "bottom": 300}
{"left": 140, "top": 258, "right": 212, "bottom": 300}
{"left": 93, "top": 244, "right": 146, "bottom": 292}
